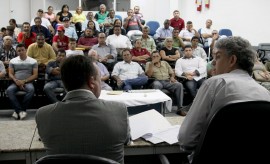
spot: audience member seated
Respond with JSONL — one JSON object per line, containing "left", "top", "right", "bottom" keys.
{"left": 44, "top": 6, "right": 57, "bottom": 29}
{"left": 83, "top": 20, "right": 100, "bottom": 37}
{"left": 208, "top": 29, "right": 227, "bottom": 50}
{"left": 145, "top": 51, "right": 185, "bottom": 115}
{"left": 3, "top": 26, "right": 18, "bottom": 48}
{"left": 72, "top": 6, "right": 86, "bottom": 34}
{"left": 31, "top": 17, "right": 51, "bottom": 43}
{"left": 103, "top": 9, "right": 117, "bottom": 36}
{"left": 65, "top": 38, "right": 84, "bottom": 58}
{"left": 141, "top": 26, "right": 156, "bottom": 53}
{"left": 52, "top": 26, "right": 69, "bottom": 52}
{"left": 170, "top": 10, "right": 185, "bottom": 32}
{"left": 31, "top": 9, "right": 55, "bottom": 35}
{"left": 179, "top": 21, "right": 200, "bottom": 45}
{"left": 112, "top": 48, "right": 148, "bottom": 91}
{"left": 56, "top": 4, "right": 73, "bottom": 26}
{"left": 0, "top": 27, "right": 6, "bottom": 39}
{"left": 123, "top": 9, "right": 143, "bottom": 39}
{"left": 61, "top": 17, "right": 78, "bottom": 41}
{"left": 17, "top": 22, "right": 37, "bottom": 49}
{"left": 36, "top": 55, "right": 130, "bottom": 164}
{"left": 0, "top": 36, "right": 17, "bottom": 69}
{"left": 9, "top": 19, "right": 21, "bottom": 37}
{"left": 108, "top": 19, "right": 126, "bottom": 36}
{"left": 130, "top": 39, "right": 150, "bottom": 68}
{"left": 207, "top": 59, "right": 215, "bottom": 78}
{"left": 27, "top": 33, "right": 56, "bottom": 68}
{"left": 134, "top": 6, "right": 145, "bottom": 25}
{"left": 175, "top": 45, "right": 207, "bottom": 112}
{"left": 265, "top": 61, "right": 270, "bottom": 72}
{"left": 160, "top": 37, "right": 181, "bottom": 68}
{"left": 172, "top": 28, "right": 185, "bottom": 50}
{"left": 106, "top": 25, "right": 132, "bottom": 55}
{"left": 82, "top": 12, "right": 100, "bottom": 32}
{"left": 7, "top": 44, "right": 38, "bottom": 120}
{"left": 44, "top": 50, "right": 66, "bottom": 103}
{"left": 88, "top": 49, "right": 112, "bottom": 91}
{"left": 154, "top": 19, "right": 173, "bottom": 50}
{"left": 94, "top": 4, "right": 109, "bottom": 30}
{"left": 0, "top": 60, "right": 6, "bottom": 78}
{"left": 191, "top": 36, "right": 207, "bottom": 61}
{"left": 200, "top": 19, "right": 213, "bottom": 47}
{"left": 77, "top": 28, "right": 98, "bottom": 54}
{"left": 92, "top": 32, "right": 117, "bottom": 72}
{"left": 253, "top": 55, "right": 270, "bottom": 91}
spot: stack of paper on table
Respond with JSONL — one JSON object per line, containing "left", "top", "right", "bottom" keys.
{"left": 129, "top": 109, "right": 180, "bottom": 144}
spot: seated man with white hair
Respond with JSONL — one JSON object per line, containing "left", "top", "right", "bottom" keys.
{"left": 88, "top": 49, "right": 112, "bottom": 91}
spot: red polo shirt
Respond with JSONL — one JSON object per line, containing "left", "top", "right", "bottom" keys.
{"left": 53, "top": 35, "right": 69, "bottom": 50}
{"left": 170, "top": 18, "right": 185, "bottom": 31}
{"left": 130, "top": 48, "right": 150, "bottom": 64}
{"left": 17, "top": 32, "right": 37, "bottom": 48}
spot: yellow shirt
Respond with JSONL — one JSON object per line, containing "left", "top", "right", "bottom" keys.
{"left": 72, "top": 13, "right": 86, "bottom": 23}
{"left": 27, "top": 43, "right": 56, "bottom": 65}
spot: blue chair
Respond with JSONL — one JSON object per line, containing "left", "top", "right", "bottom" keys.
{"left": 115, "top": 15, "right": 122, "bottom": 22}
{"left": 218, "top": 29, "right": 232, "bottom": 37}
{"left": 146, "top": 21, "right": 160, "bottom": 36}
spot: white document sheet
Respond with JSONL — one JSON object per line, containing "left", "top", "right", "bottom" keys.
{"left": 129, "top": 109, "right": 172, "bottom": 140}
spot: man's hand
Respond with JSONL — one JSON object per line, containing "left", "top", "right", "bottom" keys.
{"left": 15, "top": 79, "right": 25, "bottom": 90}
{"left": 170, "top": 76, "right": 176, "bottom": 83}
{"left": 186, "top": 75, "right": 194, "bottom": 80}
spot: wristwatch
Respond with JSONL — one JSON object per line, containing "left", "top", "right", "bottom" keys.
{"left": 24, "top": 79, "right": 27, "bottom": 83}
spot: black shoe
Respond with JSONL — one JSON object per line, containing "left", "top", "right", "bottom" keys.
{"left": 176, "top": 109, "right": 187, "bottom": 116}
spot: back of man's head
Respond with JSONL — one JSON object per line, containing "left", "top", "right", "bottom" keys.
{"left": 60, "top": 55, "right": 97, "bottom": 91}
{"left": 215, "top": 36, "right": 255, "bottom": 75}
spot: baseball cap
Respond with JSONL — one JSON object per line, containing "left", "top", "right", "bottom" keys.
{"left": 57, "top": 26, "right": 65, "bottom": 31}
{"left": 63, "top": 17, "right": 70, "bottom": 22}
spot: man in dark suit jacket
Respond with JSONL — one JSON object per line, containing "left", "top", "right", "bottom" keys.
{"left": 35, "top": 55, "right": 130, "bottom": 164}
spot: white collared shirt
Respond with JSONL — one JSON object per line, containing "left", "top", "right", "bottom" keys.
{"left": 112, "top": 61, "right": 144, "bottom": 80}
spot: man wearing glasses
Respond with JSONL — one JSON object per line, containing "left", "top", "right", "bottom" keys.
{"left": 209, "top": 30, "right": 227, "bottom": 50}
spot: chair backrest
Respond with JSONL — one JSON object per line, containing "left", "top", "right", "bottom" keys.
{"left": 257, "top": 43, "right": 270, "bottom": 62}
{"left": 192, "top": 101, "right": 270, "bottom": 164}
{"left": 146, "top": 21, "right": 160, "bottom": 36}
{"left": 115, "top": 15, "right": 122, "bottom": 22}
{"left": 35, "top": 154, "right": 120, "bottom": 164}
{"left": 197, "top": 28, "right": 205, "bottom": 46}
{"left": 218, "top": 28, "right": 232, "bottom": 37}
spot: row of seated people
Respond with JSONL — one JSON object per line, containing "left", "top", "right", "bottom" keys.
{"left": 1, "top": 40, "right": 270, "bottom": 120}
{"left": 0, "top": 6, "right": 218, "bottom": 59}
{"left": 0, "top": 22, "right": 208, "bottom": 72}
{"left": 0, "top": 41, "right": 208, "bottom": 119}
